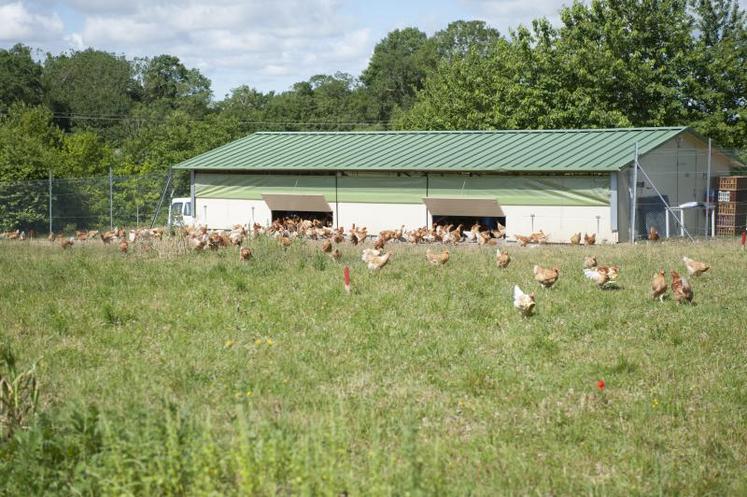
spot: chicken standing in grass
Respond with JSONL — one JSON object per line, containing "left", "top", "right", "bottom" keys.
{"left": 583, "top": 255, "right": 597, "bottom": 269}
{"left": 682, "top": 257, "right": 710, "bottom": 277}
{"left": 330, "top": 248, "right": 342, "bottom": 261}
{"left": 321, "top": 239, "right": 332, "bottom": 253}
{"left": 59, "top": 237, "right": 74, "bottom": 250}
{"left": 515, "top": 234, "right": 531, "bottom": 247}
{"left": 119, "top": 240, "right": 129, "bottom": 254}
{"left": 513, "top": 285, "right": 536, "bottom": 317}
{"left": 584, "top": 266, "right": 610, "bottom": 288}
{"left": 239, "top": 247, "right": 252, "bottom": 261}
{"left": 425, "top": 248, "right": 449, "bottom": 265}
{"left": 651, "top": 269, "right": 668, "bottom": 302}
{"left": 584, "top": 233, "right": 596, "bottom": 245}
{"left": 533, "top": 265, "right": 559, "bottom": 288}
{"left": 648, "top": 226, "right": 660, "bottom": 241}
{"left": 671, "top": 270, "right": 693, "bottom": 304}
{"left": 496, "top": 248, "right": 511, "bottom": 268}
{"left": 367, "top": 252, "right": 392, "bottom": 271}
{"left": 570, "top": 232, "right": 581, "bottom": 245}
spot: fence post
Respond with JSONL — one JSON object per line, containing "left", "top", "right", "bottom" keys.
{"left": 705, "top": 138, "right": 711, "bottom": 238}
{"left": 109, "top": 167, "right": 113, "bottom": 230}
{"left": 48, "top": 170, "right": 53, "bottom": 235}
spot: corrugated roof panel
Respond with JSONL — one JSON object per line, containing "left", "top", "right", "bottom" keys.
{"left": 173, "top": 128, "right": 707, "bottom": 173}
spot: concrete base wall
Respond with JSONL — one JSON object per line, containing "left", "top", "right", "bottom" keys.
{"left": 194, "top": 198, "right": 272, "bottom": 229}
{"left": 502, "top": 205, "right": 616, "bottom": 244}
{"left": 335, "top": 202, "right": 429, "bottom": 234}
{"left": 194, "top": 197, "right": 616, "bottom": 243}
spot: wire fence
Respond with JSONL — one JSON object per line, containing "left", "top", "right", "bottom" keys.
{"left": 632, "top": 148, "right": 747, "bottom": 240}
{"left": 0, "top": 171, "right": 176, "bottom": 234}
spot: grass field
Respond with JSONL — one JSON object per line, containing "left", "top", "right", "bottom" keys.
{"left": 0, "top": 237, "right": 745, "bottom": 496}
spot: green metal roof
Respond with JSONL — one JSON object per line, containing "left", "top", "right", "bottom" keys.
{"left": 173, "top": 127, "right": 691, "bottom": 173}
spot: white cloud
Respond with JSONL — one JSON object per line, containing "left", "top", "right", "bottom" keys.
{"left": 459, "top": 0, "right": 568, "bottom": 32}
{"left": 0, "top": 1, "right": 63, "bottom": 42}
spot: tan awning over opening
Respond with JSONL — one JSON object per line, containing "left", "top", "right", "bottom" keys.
{"left": 262, "top": 194, "right": 332, "bottom": 212}
{"left": 423, "top": 197, "right": 503, "bottom": 217}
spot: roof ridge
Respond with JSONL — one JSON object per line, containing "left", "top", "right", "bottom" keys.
{"left": 254, "top": 127, "right": 688, "bottom": 136}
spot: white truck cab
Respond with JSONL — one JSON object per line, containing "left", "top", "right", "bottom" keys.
{"left": 169, "top": 197, "right": 194, "bottom": 227}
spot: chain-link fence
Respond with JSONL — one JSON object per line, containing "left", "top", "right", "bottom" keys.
{"left": 0, "top": 171, "right": 174, "bottom": 234}
{"left": 631, "top": 145, "right": 746, "bottom": 241}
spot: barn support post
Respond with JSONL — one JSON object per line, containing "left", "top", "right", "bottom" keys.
{"left": 425, "top": 173, "right": 430, "bottom": 227}
{"left": 630, "top": 143, "right": 639, "bottom": 244}
{"left": 108, "top": 167, "right": 113, "bottom": 230}
{"left": 335, "top": 172, "right": 339, "bottom": 229}
{"left": 705, "top": 138, "right": 712, "bottom": 238}
{"left": 48, "top": 170, "right": 53, "bottom": 235}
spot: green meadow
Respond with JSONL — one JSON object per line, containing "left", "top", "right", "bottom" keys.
{"left": 0, "top": 237, "right": 745, "bottom": 496}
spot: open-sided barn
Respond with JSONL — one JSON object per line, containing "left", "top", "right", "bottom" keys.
{"left": 173, "top": 128, "right": 741, "bottom": 242}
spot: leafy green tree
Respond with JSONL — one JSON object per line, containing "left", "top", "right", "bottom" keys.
{"left": 687, "top": 0, "right": 747, "bottom": 156}
{"left": 136, "top": 55, "right": 212, "bottom": 116}
{"left": 42, "top": 49, "right": 137, "bottom": 132}
{"left": 0, "top": 44, "right": 43, "bottom": 112}
{"left": 430, "top": 20, "right": 501, "bottom": 61}
{"left": 361, "top": 28, "right": 436, "bottom": 122}
{"left": 0, "top": 105, "right": 62, "bottom": 230}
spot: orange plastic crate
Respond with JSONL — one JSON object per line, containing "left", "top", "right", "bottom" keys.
{"left": 719, "top": 176, "right": 747, "bottom": 191}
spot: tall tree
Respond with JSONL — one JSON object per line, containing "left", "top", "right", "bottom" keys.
{"left": 42, "top": 49, "right": 137, "bottom": 132}
{"left": 430, "top": 20, "right": 501, "bottom": 61}
{"left": 136, "top": 55, "right": 212, "bottom": 116}
{"left": 0, "top": 44, "right": 43, "bottom": 112}
{"left": 687, "top": 0, "right": 747, "bottom": 154}
{"left": 361, "top": 28, "right": 436, "bottom": 122}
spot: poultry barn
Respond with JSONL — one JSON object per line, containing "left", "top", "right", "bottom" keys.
{"left": 173, "top": 128, "right": 742, "bottom": 243}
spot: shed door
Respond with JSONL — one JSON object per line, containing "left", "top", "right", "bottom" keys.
{"left": 423, "top": 197, "right": 504, "bottom": 217}
{"left": 261, "top": 194, "right": 332, "bottom": 213}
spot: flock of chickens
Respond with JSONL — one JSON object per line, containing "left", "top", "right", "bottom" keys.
{"left": 2, "top": 219, "right": 712, "bottom": 318}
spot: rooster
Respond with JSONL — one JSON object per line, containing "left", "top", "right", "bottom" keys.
{"left": 570, "top": 232, "right": 581, "bottom": 245}
{"left": 584, "top": 266, "right": 610, "bottom": 288}
{"left": 425, "top": 248, "right": 449, "bottom": 265}
{"left": 584, "top": 233, "right": 596, "bottom": 245}
{"left": 367, "top": 252, "right": 391, "bottom": 271}
{"left": 648, "top": 226, "right": 660, "bottom": 241}
{"left": 682, "top": 257, "right": 710, "bottom": 277}
{"left": 583, "top": 256, "right": 597, "bottom": 269}
{"left": 671, "top": 270, "right": 693, "bottom": 304}
{"left": 651, "top": 269, "right": 668, "bottom": 302}
{"left": 496, "top": 248, "right": 511, "bottom": 268}
{"left": 533, "top": 265, "right": 559, "bottom": 289}
{"left": 513, "top": 285, "right": 536, "bottom": 317}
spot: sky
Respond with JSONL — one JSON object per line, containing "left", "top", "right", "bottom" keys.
{"left": 1, "top": 0, "right": 745, "bottom": 100}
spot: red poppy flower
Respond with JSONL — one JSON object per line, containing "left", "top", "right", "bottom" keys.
{"left": 596, "top": 379, "right": 606, "bottom": 391}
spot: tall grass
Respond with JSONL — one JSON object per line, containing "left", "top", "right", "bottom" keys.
{"left": 0, "top": 238, "right": 745, "bottom": 496}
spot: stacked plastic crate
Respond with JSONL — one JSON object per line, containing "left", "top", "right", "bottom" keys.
{"left": 717, "top": 176, "right": 747, "bottom": 236}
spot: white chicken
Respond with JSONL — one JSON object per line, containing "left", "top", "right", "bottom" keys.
{"left": 583, "top": 267, "right": 610, "bottom": 288}
{"left": 513, "top": 285, "right": 536, "bottom": 317}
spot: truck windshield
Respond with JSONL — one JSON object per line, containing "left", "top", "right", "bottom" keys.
{"left": 184, "top": 202, "right": 191, "bottom": 216}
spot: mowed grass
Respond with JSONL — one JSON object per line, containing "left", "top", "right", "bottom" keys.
{"left": 0, "top": 237, "right": 745, "bottom": 496}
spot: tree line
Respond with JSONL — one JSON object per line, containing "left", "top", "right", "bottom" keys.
{"left": 0, "top": 0, "right": 745, "bottom": 230}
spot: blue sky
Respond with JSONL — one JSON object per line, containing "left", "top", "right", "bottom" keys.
{"left": 1, "top": 1, "right": 744, "bottom": 100}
